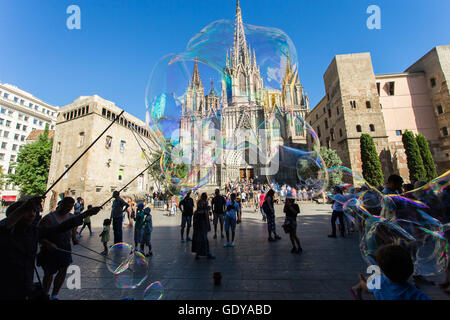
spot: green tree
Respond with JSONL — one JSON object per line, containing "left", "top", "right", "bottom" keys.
{"left": 360, "top": 133, "right": 384, "bottom": 187}
{"left": 402, "top": 130, "right": 426, "bottom": 182}
{"left": 8, "top": 126, "right": 53, "bottom": 195}
{"left": 415, "top": 134, "right": 437, "bottom": 181}
{"left": 319, "top": 147, "right": 343, "bottom": 189}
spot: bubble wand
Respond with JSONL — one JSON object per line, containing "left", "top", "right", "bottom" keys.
{"left": 44, "top": 110, "right": 126, "bottom": 197}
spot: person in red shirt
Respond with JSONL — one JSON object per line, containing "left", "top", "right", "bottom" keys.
{"left": 259, "top": 191, "right": 266, "bottom": 222}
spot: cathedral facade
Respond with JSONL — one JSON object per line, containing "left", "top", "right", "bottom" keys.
{"left": 180, "top": 1, "right": 310, "bottom": 188}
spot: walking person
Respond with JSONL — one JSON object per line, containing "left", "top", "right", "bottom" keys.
{"left": 99, "top": 219, "right": 111, "bottom": 255}
{"left": 179, "top": 191, "right": 194, "bottom": 242}
{"left": 78, "top": 205, "right": 93, "bottom": 237}
{"left": 263, "top": 189, "right": 281, "bottom": 242}
{"left": 73, "top": 197, "right": 84, "bottom": 235}
{"left": 133, "top": 203, "right": 145, "bottom": 250}
{"left": 259, "top": 190, "right": 266, "bottom": 221}
{"left": 192, "top": 193, "right": 215, "bottom": 260}
{"left": 211, "top": 189, "right": 226, "bottom": 239}
{"left": 110, "top": 191, "right": 129, "bottom": 244}
{"left": 140, "top": 206, "right": 153, "bottom": 257}
{"left": 283, "top": 197, "right": 302, "bottom": 253}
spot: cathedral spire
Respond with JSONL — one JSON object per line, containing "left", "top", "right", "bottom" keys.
{"left": 233, "top": 0, "right": 248, "bottom": 67}
{"left": 191, "top": 59, "right": 203, "bottom": 88}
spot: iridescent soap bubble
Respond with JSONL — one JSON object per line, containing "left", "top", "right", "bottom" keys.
{"left": 106, "top": 243, "right": 134, "bottom": 275}
{"left": 114, "top": 251, "right": 149, "bottom": 289}
{"left": 145, "top": 11, "right": 306, "bottom": 194}
{"left": 143, "top": 281, "right": 164, "bottom": 300}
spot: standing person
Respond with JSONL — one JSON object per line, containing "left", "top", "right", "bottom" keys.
{"left": 263, "top": 189, "right": 282, "bottom": 242}
{"left": 259, "top": 190, "right": 266, "bottom": 221}
{"left": 328, "top": 186, "right": 347, "bottom": 238}
{"left": 140, "top": 206, "right": 153, "bottom": 257}
{"left": 133, "top": 203, "right": 145, "bottom": 250}
{"left": 110, "top": 191, "right": 129, "bottom": 244}
{"left": 127, "top": 198, "right": 135, "bottom": 228}
{"left": 192, "top": 193, "right": 215, "bottom": 260}
{"left": 73, "top": 197, "right": 84, "bottom": 235}
{"left": 224, "top": 193, "right": 240, "bottom": 247}
{"left": 211, "top": 189, "right": 226, "bottom": 239}
{"left": 179, "top": 191, "right": 194, "bottom": 242}
{"left": 283, "top": 197, "right": 302, "bottom": 253}
{"left": 236, "top": 193, "right": 243, "bottom": 224}
{"left": 0, "top": 197, "right": 100, "bottom": 300}
{"left": 382, "top": 174, "right": 404, "bottom": 195}
{"left": 78, "top": 205, "right": 93, "bottom": 237}
{"left": 38, "top": 197, "right": 79, "bottom": 300}
{"left": 99, "top": 219, "right": 111, "bottom": 255}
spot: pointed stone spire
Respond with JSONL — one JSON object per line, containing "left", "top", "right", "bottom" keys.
{"left": 252, "top": 49, "right": 257, "bottom": 69}
{"left": 233, "top": 0, "right": 248, "bottom": 67}
{"left": 191, "top": 59, "right": 203, "bottom": 88}
{"left": 209, "top": 78, "right": 217, "bottom": 95}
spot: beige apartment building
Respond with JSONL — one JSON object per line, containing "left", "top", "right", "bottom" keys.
{"left": 45, "top": 95, "right": 156, "bottom": 212}
{"left": 307, "top": 46, "right": 450, "bottom": 184}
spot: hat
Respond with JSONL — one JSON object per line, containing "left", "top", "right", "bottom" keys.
{"left": 137, "top": 203, "right": 144, "bottom": 209}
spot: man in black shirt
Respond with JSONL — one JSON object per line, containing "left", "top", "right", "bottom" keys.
{"left": 179, "top": 191, "right": 194, "bottom": 242}
{"left": 211, "top": 189, "right": 227, "bottom": 239}
{"left": 0, "top": 197, "right": 101, "bottom": 300}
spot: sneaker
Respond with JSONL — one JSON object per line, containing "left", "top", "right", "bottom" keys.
{"left": 328, "top": 234, "right": 337, "bottom": 238}
{"left": 297, "top": 247, "right": 303, "bottom": 253}
{"left": 230, "top": 242, "right": 235, "bottom": 247}
{"left": 90, "top": 232, "right": 94, "bottom": 236}
{"left": 186, "top": 237, "right": 192, "bottom": 242}
{"left": 221, "top": 234, "right": 224, "bottom": 239}
{"left": 145, "top": 252, "right": 153, "bottom": 257}
{"left": 291, "top": 247, "right": 297, "bottom": 253}
{"left": 78, "top": 234, "right": 82, "bottom": 238}
{"left": 181, "top": 239, "right": 185, "bottom": 243}
{"left": 213, "top": 234, "right": 217, "bottom": 239}
{"left": 195, "top": 254, "right": 200, "bottom": 260}
{"left": 268, "top": 237, "right": 276, "bottom": 242}
{"left": 224, "top": 242, "right": 229, "bottom": 247}
{"left": 275, "top": 235, "right": 282, "bottom": 240}
{"left": 100, "top": 250, "right": 107, "bottom": 255}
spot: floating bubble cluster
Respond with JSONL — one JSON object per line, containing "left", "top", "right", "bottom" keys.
{"left": 328, "top": 169, "right": 450, "bottom": 276}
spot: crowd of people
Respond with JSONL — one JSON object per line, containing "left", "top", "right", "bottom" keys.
{"left": 0, "top": 171, "right": 449, "bottom": 300}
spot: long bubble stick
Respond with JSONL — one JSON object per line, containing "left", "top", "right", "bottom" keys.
{"left": 99, "top": 159, "right": 158, "bottom": 208}
{"left": 56, "top": 248, "right": 109, "bottom": 265}
{"left": 44, "top": 110, "right": 125, "bottom": 196}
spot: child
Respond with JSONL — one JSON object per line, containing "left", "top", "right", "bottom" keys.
{"left": 99, "top": 219, "right": 111, "bottom": 255}
{"left": 133, "top": 203, "right": 145, "bottom": 250}
{"left": 78, "top": 205, "right": 93, "bottom": 237}
{"left": 140, "top": 207, "right": 153, "bottom": 257}
{"left": 170, "top": 197, "right": 177, "bottom": 216}
{"left": 350, "top": 244, "right": 431, "bottom": 300}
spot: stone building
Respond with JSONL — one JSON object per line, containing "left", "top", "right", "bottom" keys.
{"left": 307, "top": 46, "right": 449, "bottom": 184}
{"left": 45, "top": 95, "right": 155, "bottom": 212}
{"left": 180, "top": 0, "right": 309, "bottom": 187}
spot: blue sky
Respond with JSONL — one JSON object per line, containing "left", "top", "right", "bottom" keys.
{"left": 0, "top": 0, "right": 449, "bottom": 120}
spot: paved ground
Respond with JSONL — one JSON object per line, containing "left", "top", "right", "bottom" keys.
{"left": 38, "top": 203, "right": 450, "bottom": 300}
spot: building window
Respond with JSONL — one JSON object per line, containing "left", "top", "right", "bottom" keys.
{"left": 79, "top": 132, "right": 85, "bottom": 147}
{"left": 96, "top": 186, "right": 102, "bottom": 192}
{"left": 330, "top": 128, "right": 335, "bottom": 141}
{"left": 14, "top": 134, "right": 19, "bottom": 141}
{"left": 430, "top": 78, "right": 436, "bottom": 88}
{"left": 317, "top": 126, "right": 321, "bottom": 138}
{"left": 20, "top": 135, "right": 25, "bottom": 142}
{"left": 356, "top": 125, "right": 362, "bottom": 133}
{"left": 33, "top": 119, "right": 37, "bottom": 125}
{"left": 20, "top": 99, "right": 24, "bottom": 105}
{"left": 3, "top": 93, "right": 8, "bottom": 99}
{"left": 369, "top": 124, "right": 375, "bottom": 132}
{"left": 5, "top": 120, "right": 10, "bottom": 127}
{"left": 272, "top": 118, "right": 281, "bottom": 138}
{"left": 336, "top": 106, "right": 340, "bottom": 116}
{"left": 324, "top": 119, "right": 329, "bottom": 129}
{"left": 316, "top": 114, "right": 318, "bottom": 120}
{"left": 57, "top": 142, "right": 61, "bottom": 152}
{"left": 295, "top": 118, "right": 303, "bottom": 136}
{"left": 339, "top": 128, "right": 343, "bottom": 137}
{"left": 396, "top": 130, "right": 402, "bottom": 136}
{"left": 437, "top": 105, "right": 443, "bottom": 115}
{"left": 328, "top": 109, "right": 331, "bottom": 117}
{"left": 29, "top": 103, "right": 33, "bottom": 108}
{"left": 376, "top": 82, "right": 380, "bottom": 95}
{"left": 106, "top": 136, "right": 112, "bottom": 149}
{"left": 442, "top": 127, "right": 448, "bottom": 137}
{"left": 3, "top": 131, "right": 8, "bottom": 138}
{"left": 118, "top": 169, "right": 124, "bottom": 181}
{"left": 120, "top": 140, "right": 126, "bottom": 153}
{"left": 366, "top": 101, "right": 371, "bottom": 109}
{"left": 1, "top": 108, "right": 5, "bottom": 114}
{"left": 22, "top": 125, "right": 27, "bottom": 131}
{"left": 14, "top": 97, "right": 18, "bottom": 103}
{"left": 24, "top": 116, "right": 29, "bottom": 121}
{"left": 12, "top": 145, "right": 17, "bottom": 151}
{"left": 1, "top": 142, "right": 7, "bottom": 149}
{"left": 350, "top": 101, "right": 357, "bottom": 109}
{"left": 0, "top": 153, "right": 4, "bottom": 161}
{"left": 388, "top": 82, "right": 395, "bottom": 96}
{"left": 16, "top": 123, "right": 21, "bottom": 130}
{"left": 64, "top": 165, "right": 69, "bottom": 179}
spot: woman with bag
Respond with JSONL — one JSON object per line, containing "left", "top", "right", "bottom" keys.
{"left": 192, "top": 193, "right": 215, "bottom": 260}
{"left": 263, "top": 189, "right": 281, "bottom": 242}
{"left": 283, "top": 197, "right": 302, "bottom": 253}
